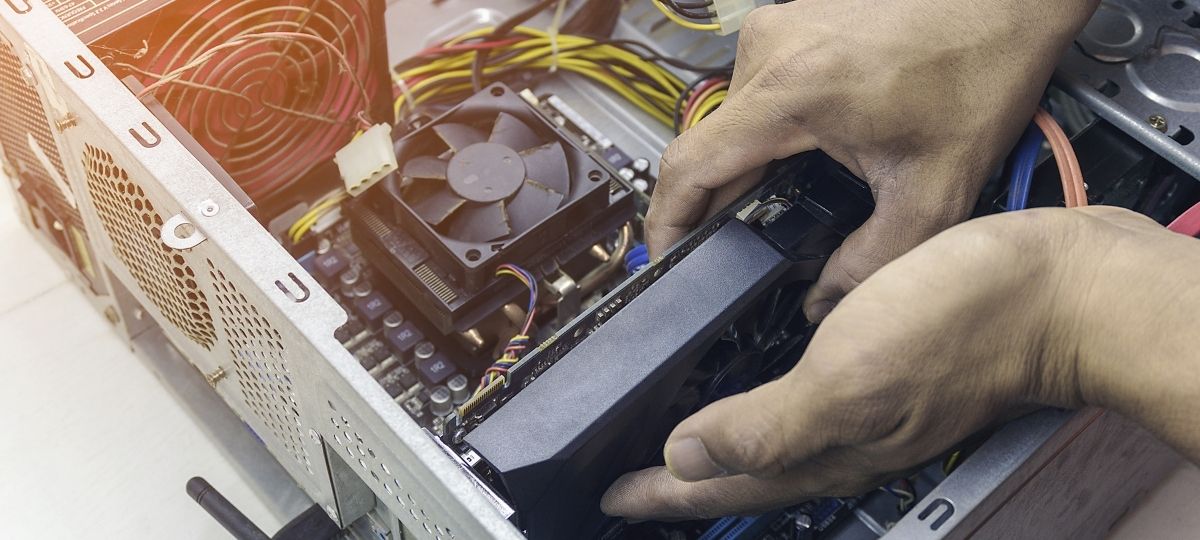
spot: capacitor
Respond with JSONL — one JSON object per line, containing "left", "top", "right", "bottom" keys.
{"left": 414, "top": 341, "right": 436, "bottom": 361}
{"left": 632, "top": 157, "right": 651, "bottom": 173}
{"left": 382, "top": 311, "right": 404, "bottom": 329}
{"left": 447, "top": 374, "right": 470, "bottom": 405}
{"left": 339, "top": 268, "right": 361, "bottom": 287}
{"left": 429, "top": 386, "right": 453, "bottom": 416}
{"left": 351, "top": 281, "right": 372, "bottom": 298}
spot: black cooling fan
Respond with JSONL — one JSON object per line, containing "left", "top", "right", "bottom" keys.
{"left": 401, "top": 112, "right": 572, "bottom": 244}
{"left": 350, "top": 84, "right": 635, "bottom": 333}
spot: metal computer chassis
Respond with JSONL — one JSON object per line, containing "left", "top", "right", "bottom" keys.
{"left": 1, "top": 1, "right": 1181, "bottom": 538}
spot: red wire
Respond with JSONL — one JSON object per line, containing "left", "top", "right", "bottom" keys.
{"left": 1168, "top": 202, "right": 1200, "bottom": 237}
{"left": 683, "top": 77, "right": 725, "bottom": 116}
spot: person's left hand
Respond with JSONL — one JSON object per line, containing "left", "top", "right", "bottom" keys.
{"left": 600, "top": 206, "right": 1173, "bottom": 520}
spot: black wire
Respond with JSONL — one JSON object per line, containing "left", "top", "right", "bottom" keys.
{"left": 663, "top": 0, "right": 714, "bottom": 10}
{"left": 674, "top": 70, "right": 733, "bottom": 135}
{"left": 471, "top": 0, "right": 560, "bottom": 91}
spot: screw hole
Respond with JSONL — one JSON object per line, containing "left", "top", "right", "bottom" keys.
{"left": 491, "top": 86, "right": 505, "bottom": 97}
{"left": 588, "top": 170, "right": 604, "bottom": 182}
{"left": 465, "top": 249, "right": 481, "bottom": 262}
{"left": 1097, "top": 79, "right": 1120, "bottom": 98}
{"left": 1170, "top": 125, "right": 1195, "bottom": 146}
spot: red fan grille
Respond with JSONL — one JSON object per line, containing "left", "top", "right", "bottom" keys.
{"left": 103, "top": 0, "right": 383, "bottom": 200}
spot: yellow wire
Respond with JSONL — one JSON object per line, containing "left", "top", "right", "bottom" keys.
{"left": 393, "top": 27, "right": 686, "bottom": 125}
{"left": 688, "top": 90, "right": 727, "bottom": 129}
{"left": 651, "top": 0, "right": 721, "bottom": 31}
{"left": 288, "top": 192, "right": 348, "bottom": 244}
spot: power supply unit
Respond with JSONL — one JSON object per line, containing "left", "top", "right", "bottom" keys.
{"left": 3, "top": 1, "right": 1195, "bottom": 539}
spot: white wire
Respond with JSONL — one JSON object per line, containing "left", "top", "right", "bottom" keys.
{"left": 547, "top": 0, "right": 569, "bottom": 72}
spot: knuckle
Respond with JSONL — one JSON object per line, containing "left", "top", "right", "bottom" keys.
{"left": 658, "top": 143, "right": 685, "bottom": 183}
{"left": 728, "top": 411, "right": 788, "bottom": 475}
{"left": 738, "top": 9, "right": 770, "bottom": 45}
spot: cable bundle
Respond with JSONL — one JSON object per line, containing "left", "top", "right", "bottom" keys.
{"left": 653, "top": 0, "right": 721, "bottom": 31}
{"left": 108, "top": 0, "right": 384, "bottom": 201}
{"left": 675, "top": 71, "right": 731, "bottom": 134}
{"left": 393, "top": 26, "right": 693, "bottom": 127}
{"left": 475, "top": 264, "right": 539, "bottom": 395}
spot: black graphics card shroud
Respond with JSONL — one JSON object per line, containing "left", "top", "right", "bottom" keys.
{"left": 349, "top": 84, "right": 635, "bottom": 334}
{"left": 463, "top": 153, "right": 874, "bottom": 539}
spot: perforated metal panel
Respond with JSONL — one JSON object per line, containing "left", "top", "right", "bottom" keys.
{"left": 1, "top": 3, "right": 523, "bottom": 538}
{"left": 329, "top": 404, "right": 459, "bottom": 540}
{"left": 81, "top": 142, "right": 217, "bottom": 349}
{"left": 0, "top": 37, "right": 75, "bottom": 219}
{"left": 208, "top": 260, "right": 313, "bottom": 472}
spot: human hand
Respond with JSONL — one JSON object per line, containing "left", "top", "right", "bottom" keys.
{"left": 644, "top": 0, "right": 1099, "bottom": 322}
{"left": 603, "top": 207, "right": 1200, "bottom": 520}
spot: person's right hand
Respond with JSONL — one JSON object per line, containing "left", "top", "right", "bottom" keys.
{"left": 605, "top": 206, "right": 1200, "bottom": 521}
{"left": 645, "top": 0, "right": 1099, "bottom": 322}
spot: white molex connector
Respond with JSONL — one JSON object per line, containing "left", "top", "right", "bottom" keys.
{"left": 712, "top": 0, "right": 774, "bottom": 35}
{"left": 335, "top": 123, "right": 399, "bottom": 196}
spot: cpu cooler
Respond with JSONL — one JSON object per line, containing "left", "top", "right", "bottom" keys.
{"left": 350, "top": 83, "right": 635, "bottom": 333}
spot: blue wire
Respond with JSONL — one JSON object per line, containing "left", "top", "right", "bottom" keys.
{"left": 1007, "top": 123, "right": 1044, "bottom": 211}
{"left": 625, "top": 244, "right": 650, "bottom": 274}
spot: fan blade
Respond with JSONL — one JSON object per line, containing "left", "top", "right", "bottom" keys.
{"left": 409, "top": 184, "right": 466, "bottom": 227}
{"left": 401, "top": 156, "right": 448, "bottom": 180}
{"left": 447, "top": 202, "right": 511, "bottom": 243}
{"left": 434, "top": 123, "right": 487, "bottom": 152}
{"left": 520, "top": 142, "right": 571, "bottom": 198}
{"left": 489, "top": 112, "right": 543, "bottom": 153}
{"left": 507, "top": 181, "right": 565, "bottom": 236}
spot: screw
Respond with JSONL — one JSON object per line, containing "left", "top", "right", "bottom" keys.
{"left": 54, "top": 113, "right": 78, "bottom": 133}
{"left": 309, "top": 429, "right": 321, "bottom": 444}
{"left": 205, "top": 366, "right": 226, "bottom": 387}
{"left": 198, "top": 199, "right": 219, "bottom": 217}
{"left": 103, "top": 306, "right": 120, "bottom": 324}
{"left": 324, "top": 504, "right": 338, "bottom": 521}
{"left": 1148, "top": 114, "right": 1168, "bottom": 133}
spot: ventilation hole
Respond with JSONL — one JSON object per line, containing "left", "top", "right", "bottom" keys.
{"left": 81, "top": 144, "right": 214, "bottom": 349}
{"left": 1187, "top": 11, "right": 1200, "bottom": 27}
{"left": 1172, "top": 1, "right": 1186, "bottom": 9}
{"left": 207, "top": 260, "right": 308, "bottom": 470}
{"left": 1097, "top": 79, "right": 1120, "bottom": 97}
{"left": 1170, "top": 126, "right": 1195, "bottom": 145}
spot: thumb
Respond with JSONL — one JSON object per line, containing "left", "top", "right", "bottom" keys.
{"left": 662, "top": 375, "right": 834, "bottom": 482}
{"left": 803, "top": 175, "right": 978, "bottom": 322}
{"left": 646, "top": 91, "right": 816, "bottom": 257}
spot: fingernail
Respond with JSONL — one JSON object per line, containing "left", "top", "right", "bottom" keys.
{"left": 665, "top": 437, "right": 726, "bottom": 481}
{"left": 807, "top": 300, "right": 835, "bottom": 322}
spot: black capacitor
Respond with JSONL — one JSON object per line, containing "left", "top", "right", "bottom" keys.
{"left": 385, "top": 322, "right": 424, "bottom": 355}
{"left": 353, "top": 291, "right": 393, "bottom": 324}
{"left": 416, "top": 352, "right": 455, "bottom": 387}
{"left": 313, "top": 249, "right": 350, "bottom": 280}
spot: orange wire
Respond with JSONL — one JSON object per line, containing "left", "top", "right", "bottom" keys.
{"left": 1033, "top": 108, "right": 1087, "bottom": 208}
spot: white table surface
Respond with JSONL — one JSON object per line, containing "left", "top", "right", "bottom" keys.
{"left": 1, "top": 184, "right": 1197, "bottom": 539}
